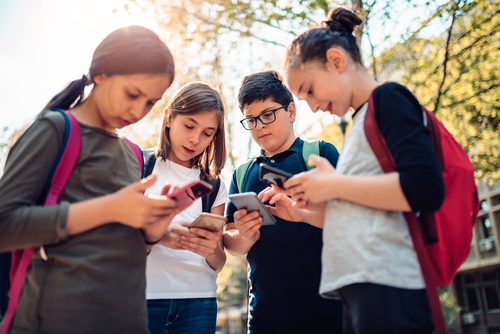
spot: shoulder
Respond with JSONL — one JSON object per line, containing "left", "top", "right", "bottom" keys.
{"left": 372, "top": 82, "right": 421, "bottom": 110}
{"left": 15, "top": 110, "right": 67, "bottom": 148}
{"left": 40, "top": 109, "right": 69, "bottom": 133}
{"left": 316, "top": 140, "right": 339, "bottom": 167}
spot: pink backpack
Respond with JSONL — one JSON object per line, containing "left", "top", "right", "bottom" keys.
{"left": 364, "top": 90, "right": 479, "bottom": 334}
{"left": 1, "top": 110, "right": 143, "bottom": 334}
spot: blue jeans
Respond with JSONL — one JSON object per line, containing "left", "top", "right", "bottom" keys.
{"left": 337, "top": 283, "right": 434, "bottom": 334}
{"left": 147, "top": 298, "right": 217, "bottom": 334}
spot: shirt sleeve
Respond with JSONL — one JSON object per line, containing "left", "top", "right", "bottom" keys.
{"left": 212, "top": 177, "right": 229, "bottom": 208}
{"left": 321, "top": 141, "right": 340, "bottom": 168}
{"left": 372, "top": 83, "right": 444, "bottom": 212}
{"left": 0, "top": 113, "right": 70, "bottom": 252}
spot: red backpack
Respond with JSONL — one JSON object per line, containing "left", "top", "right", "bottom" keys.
{"left": 1, "top": 110, "right": 143, "bottom": 334}
{"left": 364, "top": 90, "right": 479, "bottom": 334}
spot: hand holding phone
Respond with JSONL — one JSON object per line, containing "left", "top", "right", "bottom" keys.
{"left": 259, "top": 163, "right": 293, "bottom": 189}
{"left": 168, "top": 180, "right": 213, "bottom": 211}
{"left": 188, "top": 213, "right": 227, "bottom": 232}
{"left": 229, "top": 192, "right": 276, "bottom": 225}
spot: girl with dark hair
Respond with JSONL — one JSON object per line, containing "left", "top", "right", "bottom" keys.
{"left": 145, "top": 81, "right": 228, "bottom": 334}
{"left": 0, "top": 25, "right": 176, "bottom": 333}
{"left": 279, "top": 7, "right": 444, "bottom": 334}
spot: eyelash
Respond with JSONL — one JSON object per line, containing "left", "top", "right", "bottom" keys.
{"left": 185, "top": 125, "right": 214, "bottom": 137}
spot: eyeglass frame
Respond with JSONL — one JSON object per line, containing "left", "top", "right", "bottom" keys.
{"left": 239, "top": 103, "right": 290, "bottom": 130}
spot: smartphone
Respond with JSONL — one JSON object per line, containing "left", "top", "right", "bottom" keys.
{"left": 259, "top": 163, "right": 293, "bottom": 188}
{"left": 188, "top": 212, "right": 227, "bottom": 232}
{"left": 168, "top": 180, "right": 213, "bottom": 211}
{"left": 229, "top": 192, "right": 276, "bottom": 226}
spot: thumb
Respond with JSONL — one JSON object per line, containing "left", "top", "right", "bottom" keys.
{"left": 137, "top": 173, "right": 157, "bottom": 192}
{"left": 307, "top": 154, "right": 322, "bottom": 168}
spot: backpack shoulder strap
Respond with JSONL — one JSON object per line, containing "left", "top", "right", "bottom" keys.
{"left": 235, "top": 158, "right": 255, "bottom": 193}
{"left": 301, "top": 140, "right": 321, "bottom": 171}
{"left": 201, "top": 176, "right": 221, "bottom": 213}
{"left": 363, "top": 93, "right": 447, "bottom": 334}
{"left": 141, "top": 149, "right": 157, "bottom": 179}
{"left": 2, "top": 109, "right": 81, "bottom": 334}
{"left": 122, "top": 137, "right": 144, "bottom": 178}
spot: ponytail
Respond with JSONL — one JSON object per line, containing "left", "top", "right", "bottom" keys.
{"left": 43, "top": 74, "right": 92, "bottom": 111}
{"left": 41, "top": 25, "right": 174, "bottom": 115}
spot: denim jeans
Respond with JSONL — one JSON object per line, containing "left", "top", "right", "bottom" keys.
{"left": 147, "top": 298, "right": 217, "bottom": 334}
{"left": 337, "top": 283, "right": 434, "bottom": 334}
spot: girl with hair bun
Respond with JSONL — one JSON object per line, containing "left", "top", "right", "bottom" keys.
{"left": 0, "top": 25, "right": 177, "bottom": 333}
{"left": 279, "top": 6, "right": 444, "bottom": 334}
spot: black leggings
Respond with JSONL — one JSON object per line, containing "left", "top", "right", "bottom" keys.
{"left": 337, "top": 283, "right": 434, "bottom": 334}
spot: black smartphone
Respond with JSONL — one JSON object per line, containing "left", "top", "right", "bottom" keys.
{"left": 259, "top": 163, "right": 293, "bottom": 188}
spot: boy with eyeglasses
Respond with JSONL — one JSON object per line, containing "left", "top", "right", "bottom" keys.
{"left": 223, "top": 70, "right": 343, "bottom": 333}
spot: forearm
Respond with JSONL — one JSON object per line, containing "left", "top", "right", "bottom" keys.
{"left": 66, "top": 194, "right": 118, "bottom": 235}
{"left": 302, "top": 210, "right": 326, "bottom": 228}
{"left": 223, "top": 226, "right": 256, "bottom": 256}
{"left": 331, "top": 172, "right": 411, "bottom": 211}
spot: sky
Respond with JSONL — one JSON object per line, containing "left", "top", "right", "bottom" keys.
{"left": 0, "top": 0, "right": 156, "bottom": 131}
{"left": 0, "top": 0, "right": 445, "bottom": 163}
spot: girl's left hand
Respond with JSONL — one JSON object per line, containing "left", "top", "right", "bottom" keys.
{"left": 284, "top": 154, "right": 337, "bottom": 207}
{"left": 181, "top": 227, "right": 220, "bottom": 258}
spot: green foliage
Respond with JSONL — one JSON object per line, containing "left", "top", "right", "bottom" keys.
{"left": 375, "top": 0, "right": 500, "bottom": 185}
{"left": 216, "top": 254, "right": 248, "bottom": 310}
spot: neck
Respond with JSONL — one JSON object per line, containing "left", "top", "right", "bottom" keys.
{"left": 351, "top": 71, "right": 379, "bottom": 110}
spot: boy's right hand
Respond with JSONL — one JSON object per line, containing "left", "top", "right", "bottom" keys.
{"left": 233, "top": 209, "right": 262, "bottom": 242}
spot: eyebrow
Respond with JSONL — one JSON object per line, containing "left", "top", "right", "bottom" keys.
{"left": 131, "top": 85, "right": 163, "bottom": 102}
{"left": 298, "top": 83, "right": 304, "bottom": 95}
{"left": 186, "top": 117, "right": 217, "bottom": 131}
{"left": 244, "top": 106, "right": 281, "bottom": 118}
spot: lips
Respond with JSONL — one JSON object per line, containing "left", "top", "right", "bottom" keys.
{"left": 183, "top": 146, "right": 195, "bottom": 155}
{"left": 120, "top": 119, "right": 132, "bottom": 127}
{"left": 259, "top": 133, "right": 271, "bottom": 139}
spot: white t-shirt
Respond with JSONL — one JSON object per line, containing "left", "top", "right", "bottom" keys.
{"left": 145, "top": 158, "right": 229, "bottom": 299}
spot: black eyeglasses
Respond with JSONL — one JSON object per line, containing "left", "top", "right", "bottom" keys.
{"left": 240, "top": 104, "right": 289, "bottom": 130}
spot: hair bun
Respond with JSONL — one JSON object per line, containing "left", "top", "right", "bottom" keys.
{"left": 323, "top": 7, "right": 362, "bottom": 35}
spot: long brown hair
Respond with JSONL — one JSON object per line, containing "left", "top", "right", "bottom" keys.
{"left": 154, "top": 82, "right": 226, "bottom": 179}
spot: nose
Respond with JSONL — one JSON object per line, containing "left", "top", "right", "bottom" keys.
{"left": 306, "top": 100, "right": 318, "bottom": 113}
{"left": 190, "top": 132, "right": 201, "bottom": 145}
{"left": 130, "top": 101, "right": 151, "bottom": 123}
{"left": 255, "top": 118, "right": 266, "bottom": 130}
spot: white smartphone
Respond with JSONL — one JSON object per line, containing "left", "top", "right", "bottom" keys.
{"left": 188, "top": 212, "right": 227, "bottom": 232}
{"left": 229, "top": 192, "right": 277, "bottom": 226}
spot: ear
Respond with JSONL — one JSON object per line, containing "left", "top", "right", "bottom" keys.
{"left": 93, "top": 74, "right": 106, "bottom": 85}
{"left": 287, "top": 102, "right": 297, "bottom": 123}
{"left": 326, "top": 48, "right": 347, "bottom": 73}
{"left": 164, "top": 109, "right": 172, "bottom": 128}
